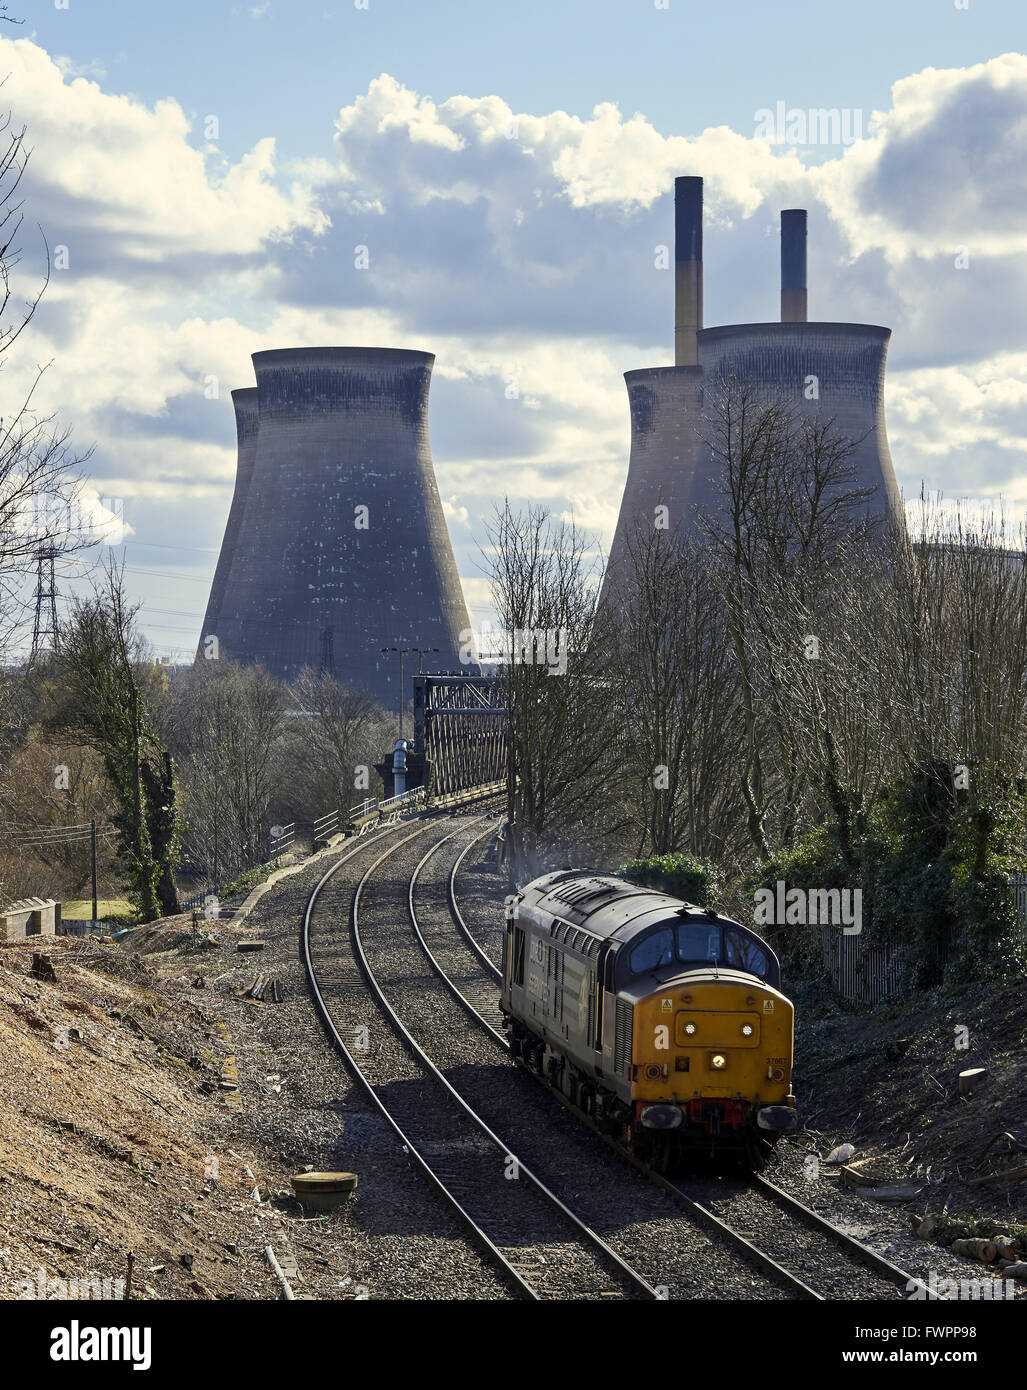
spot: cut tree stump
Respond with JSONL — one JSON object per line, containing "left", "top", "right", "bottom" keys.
{"left": 31, "top": 953, "right": 59, "bottom": 982}
{"left": 959, "top": 1067, "right": 987, "bottom": 1097}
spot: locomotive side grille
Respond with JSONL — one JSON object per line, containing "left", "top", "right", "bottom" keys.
{"left": 614, "top": 999, "right": 634, "bottom": 1075}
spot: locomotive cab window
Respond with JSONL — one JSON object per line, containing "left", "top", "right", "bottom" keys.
{"left": 629, "top": 928, "right": 675, "bottom": 974}
{"left": 626, "top": 920, "right": 778, "bottom": 985}
{"left": 674, "top": 922, "right": 775, "bottom": 983}
{"left": 721, "top": 926, "right": 772, "bottom": 979}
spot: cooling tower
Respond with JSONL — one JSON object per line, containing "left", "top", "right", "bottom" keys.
{"left": 199, "top": 388, "right": 258, "bottom": 647}
{"left": 202, "top": 347, "right": 472, "bottom": 705}
{"left": 602, "top": 181, "right": 902, "bottom": 601}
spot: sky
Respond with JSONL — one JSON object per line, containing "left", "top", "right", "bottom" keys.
{"left": 4, "top": 0, "right": 1027, "bottom": 658}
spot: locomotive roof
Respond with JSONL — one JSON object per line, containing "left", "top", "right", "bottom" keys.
{"left": 520, "top": 870, "right": 734, "bottom": 944}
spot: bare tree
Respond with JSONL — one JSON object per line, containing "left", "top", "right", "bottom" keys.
{"left": 483, "top": 503, "right": 621, "bottom": 881}
{"left": 165, "top": 658, "right": 287, "bottom": 887}
{"left": 611, "top": 521, "right": 745, "bottom": 861}
{"left": 282, "top": 667, "right": 388, "bottom": 819}
{"left": 699, "top": 379, "right": 878, "bottom": 855}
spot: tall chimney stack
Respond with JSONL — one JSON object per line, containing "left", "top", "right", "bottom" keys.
{"left": 674, "top": 176, "right": 703, "bottom": 366}
{"left": 780, "top": 209, "right": 807, "bottom": 322}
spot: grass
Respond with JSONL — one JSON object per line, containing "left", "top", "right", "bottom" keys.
{"left": 62, "top": 898, "right": 134, "bottom": 921}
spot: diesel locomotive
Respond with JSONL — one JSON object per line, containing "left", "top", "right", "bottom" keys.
{"left": 500, "top": 870, "right": 797, "bottom": 1170}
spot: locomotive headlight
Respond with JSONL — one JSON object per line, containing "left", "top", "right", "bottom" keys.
{"left": 684, "top": 1022, "right": 697, "bottom": 1035}
{"left": 711, "top": 1053, "right": 727, "bottom": 1070}
{"left": 741, "top": 1024, "right": 753, "bottom": 1037}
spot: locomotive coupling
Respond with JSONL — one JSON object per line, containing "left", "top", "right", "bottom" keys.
{"left": 756, "top": 1105, "right": 799, "bottom": 1132}
{"left": 639, "top": 1104, "right": 684, "bottom": 1130}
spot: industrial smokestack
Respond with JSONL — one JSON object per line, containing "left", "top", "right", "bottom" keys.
{"left": 674, "top": 176, "right": 703, "bottom": 366}
{"left": 780, "top": 209, "right": 808, "bottom": 322}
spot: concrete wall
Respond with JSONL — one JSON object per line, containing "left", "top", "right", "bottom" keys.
{"left": 204, "top": 347, "right": 473, "bottom": 707}
{"left": 0, "top": 898, "right": 59, "bottom": 941}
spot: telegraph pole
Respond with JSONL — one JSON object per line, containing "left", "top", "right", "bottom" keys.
{"left": 90, "top": 820, "right": 98, "bottom": 927}
{"left": 381, "top": 647, "right": 438, "bottom": 739}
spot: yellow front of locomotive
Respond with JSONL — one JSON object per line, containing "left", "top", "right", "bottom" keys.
{"left": 628, "top": 976, "right": 795, "bottom": 1137}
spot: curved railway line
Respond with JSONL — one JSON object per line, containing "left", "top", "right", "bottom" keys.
{"left": 302, "top": 805, "right": 934, "bottom": 1301}
{"left": 302, "top": 809, "right": 661, "bottom": 1301}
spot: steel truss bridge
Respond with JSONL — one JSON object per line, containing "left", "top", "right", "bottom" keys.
{"left": 413, "top": 674, "right": 507, "bottom": 798}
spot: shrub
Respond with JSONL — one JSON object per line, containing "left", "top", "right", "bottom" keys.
{"left": 619, "top": 852, "right": 720, "bottom": 907}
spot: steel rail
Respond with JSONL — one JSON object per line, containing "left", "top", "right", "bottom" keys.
{"left": 348, "top": 824, "right": 661, "bottom": 1300}
{"left": 750, "top": 1174, "right": 935, "bottom": 1299}
{"left": 304, "top": 812, "right": 658, "bottom": 1301}
{"left": 447, "top": 824, "right": 504, "bottom": 980}
{"left": 435, "top": 831, "right": 936, "bottom": 1302}
{"left": 302, "top": 818, "right": 540, "bottom": 1299}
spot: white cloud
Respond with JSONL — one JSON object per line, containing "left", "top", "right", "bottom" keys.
{"left": 1, "top": 38, "right": 1023, "bottom": 622}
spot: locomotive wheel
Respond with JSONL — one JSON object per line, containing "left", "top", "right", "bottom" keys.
{"left": 744, "top": 1132, "right": 777, "bottom": 1173}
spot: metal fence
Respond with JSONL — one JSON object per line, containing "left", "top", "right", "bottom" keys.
{"left": 820, "top": 876, "right": 1027, "bottom": 1004}
{"left": 312, "top": 809, "right": 340, "bottom": 846}
{"left": 60, "top": 918, "right": 113, "bottom": 938}
{"left": 270, "top": 822, "right": 295, "bottom": 857}
{"left": 820, "top": 927, "right": 899, "bottom": 1005}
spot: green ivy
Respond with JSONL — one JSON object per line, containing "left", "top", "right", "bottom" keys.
{"left": 619, "top": 851, "right": 720, "bottom": 907}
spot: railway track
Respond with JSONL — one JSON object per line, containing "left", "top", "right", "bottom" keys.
{"left": 302, "top": 812, "right": 662, "bottom": 1301}
{"left": 403, "top": 820, "right": 935, "bottom": 1301}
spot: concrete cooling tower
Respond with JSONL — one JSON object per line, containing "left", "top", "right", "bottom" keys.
{"left": 199, "top": 388, "right": 258, "bottom": 647}
{"left": 602, "top": 178, "right": 902, "bottom": 601}
{"left": 200, "top": 347, "right": 472, "bottom": 707}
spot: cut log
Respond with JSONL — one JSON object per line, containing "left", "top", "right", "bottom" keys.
{"left": 968, "top": 1164, "right": 1027, "bottom": 1187}
{"left": 951, "top": 1238, "right": 997, "bottom": 1263}
{"left": 1003, "top": 1262, "right": 1027, "bottom": 1283}
{"left": 994, "top": 1236, "right": 1022, "bottom": 1261}
{"left": 855, "top": 1182, "right": 923, "bottom": 1203}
